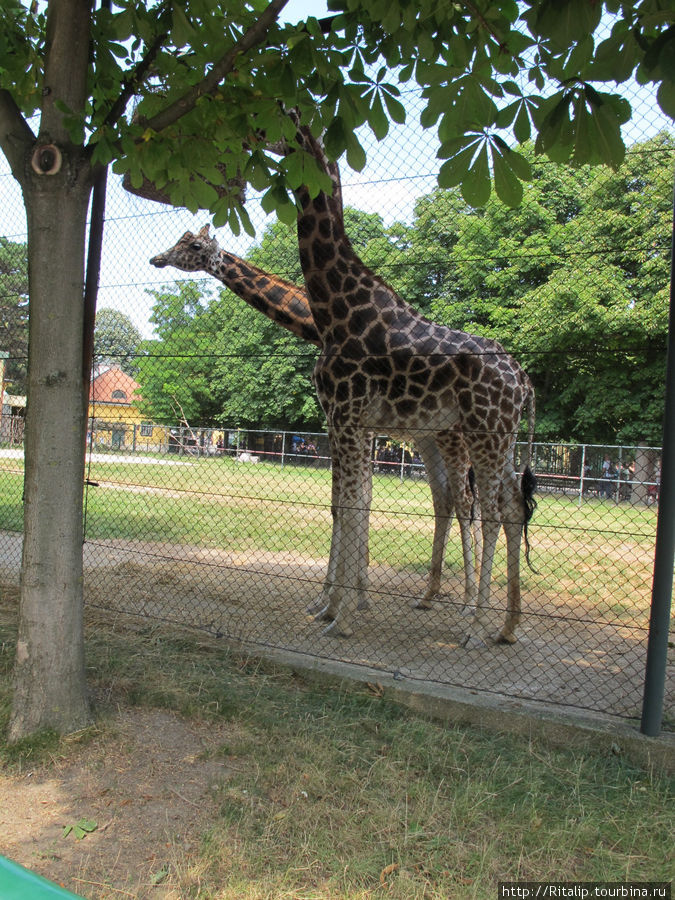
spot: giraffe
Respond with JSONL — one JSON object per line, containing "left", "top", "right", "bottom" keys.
{"left": 149, "top": 227, "right": 481, "bottom": 618}
{"left": 283, "top": 119, "right": 535, "bottom": 645}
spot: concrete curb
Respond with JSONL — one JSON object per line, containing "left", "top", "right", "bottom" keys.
{"left": 255, "top": 645, "right": 675, "bottom": 775}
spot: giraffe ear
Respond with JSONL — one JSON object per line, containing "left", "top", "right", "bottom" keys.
{"left": 198, "top": 225, "right": 211, "bottom": 238}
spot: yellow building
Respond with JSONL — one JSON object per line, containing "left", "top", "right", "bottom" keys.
{"left": 88, "top": 366, "right": 166, "bottom": 451}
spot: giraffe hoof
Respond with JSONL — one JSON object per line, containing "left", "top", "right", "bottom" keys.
{"left": 413, "top": 599, "right": 433, "bottom": 610}
{"left": 306, "top": 597, "right": 328, "bottom": 616}
{"left": 321, "top": 618, "right": 353, "bottom": 638}
{"left": 312, "top": 605, "right": 335, "bottom": 623}
{"left": 357, "top": 597, "right": 370, "bottom": 611}
{"left": 494, "top": 630, "right": 517, "bottom": 645}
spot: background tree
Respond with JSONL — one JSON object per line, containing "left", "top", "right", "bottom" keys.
{"left": 209, "top": 290, "right": 320, "bottom": 428}
{"left": 0, "top": 0, "right": 672, "bottom": 740}
{"left": 137, "top": 282, "right": 223, "bottom": 425}
{"left": 138, "top": 279, "right": 321, "bottom": 428}
{"left": 426, "top": 134, "right": 673, "bottom": 442}
{"left": 94, "top": 308, "right": 143, "bottom": 375}
{"left": 0, "top": 237, "right": 28, "bottom": 395}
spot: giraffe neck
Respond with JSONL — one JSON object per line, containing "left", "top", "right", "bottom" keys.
{"left": 294, "top": 127, "right": 417, "bottom": 341}
{"left": 208, "top": 249, "right": 320, "bottom": 346}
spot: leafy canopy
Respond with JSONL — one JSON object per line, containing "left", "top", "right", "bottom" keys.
{"left": 94, "top": 308, "right": 143, "bottom": 375}
{"left": 0, "top": 237, "right": 29, "bottom": 393}
{"left": 0, "top": 0, "right": 672, "bottom": 220}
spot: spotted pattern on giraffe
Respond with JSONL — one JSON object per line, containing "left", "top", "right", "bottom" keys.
{"left": 287, "top": 120, "right": 536, "bottom": 644}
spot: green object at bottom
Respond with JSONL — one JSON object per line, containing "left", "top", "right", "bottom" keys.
{"left": 0, "top": 856, "right": 87, "bottom": 899}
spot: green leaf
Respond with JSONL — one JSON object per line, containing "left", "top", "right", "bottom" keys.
{"left": 513, "top": 102, "right": 531, "bottom": 144}
{"left": 438, "top": 144, "right": 477, "bottom": 188}
{"left": 495, "top": 99, "right": 519, "bottom": 129}
{"left": 572, "top": 101, "right": 592, "bottom": 165}
{"left": 282, "top": 149, "right": 311, "bottom": 188}
{"left": 590, "top": 32, "right": 638, "bottom": 83}
{"left": 590, "top": 102, "right": 626, "bottom": 168}
{"left": 238, "top": 204, "right": 256, "bottom": 238}
{"left": 345, "top": 133, "right": 367, "bottom": 172}
{"left": 151, "top": 869, "right": 169, "bottom": 886}
{"left": 63, "top": 819, "right": 98, "bottom": 840}
{"left": 492, "top": 147, "right": 523, "bottom": 207}
{"left": 368, "top": 91, "right": 389, "bottom": 140}
{"left": 461, "top": 144, "right": 490, "bottom": 208}
{"left": 657, "top": 80, "right": 675, "bottom": 119}
{"left": 382, "top": 90, "right": 406, "bottom": 124}
{"left": 437, "top": 133, "right": 476, "bottom": 159}
{"left": 189, "top": 178, "right": 219, "bottom": 211}
{"left": 277, "top": 198, "right": 299, "bottom": 225}
{"left": 171, "top": 3, "right": 194, "bottom": 47}
{"left": 534, "top": 0, "right": 602, "bottom": 50}
{"left": 323, "top": 116, "right": 348, "bottom": 160}
{"left": 502, "top": 147, "right": 531, "bottom": 181}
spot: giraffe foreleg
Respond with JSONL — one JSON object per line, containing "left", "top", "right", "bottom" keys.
{"left": 307, "top": 437, "right": 370, "bottom": 620}
{"left": 461, "top": 506, "right": 500, "bottom": 648}
{"left": 415, "top": 437, "right": 451, "bottom": 609}
{"left": 494, "top": 473, "right": 524, "bottom": 644}
{"left": 320, "top": 435, "right": 372, "bottom": 637}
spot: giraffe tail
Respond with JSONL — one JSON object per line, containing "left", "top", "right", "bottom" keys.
{"left": 521, "top": 377, "right": 537, "bottom": 572}
{"left": 521, "top": 465, "right": 538, "bottom": 573}
{"left": 468, "top": 465, "right": 477, "bottom": 524}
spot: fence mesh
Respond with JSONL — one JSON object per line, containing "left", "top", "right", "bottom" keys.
{"left": 0, "top": 83, "right": 673, "bottom": 729}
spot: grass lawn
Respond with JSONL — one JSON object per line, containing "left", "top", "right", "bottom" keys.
{"left": 0, "top": 602, "right": 672, "bottom": 900}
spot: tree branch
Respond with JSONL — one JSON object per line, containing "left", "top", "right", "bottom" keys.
{"left": 0, "top": 89, "right": 36, "bottom": 183}
{"left": 99, "top": 9, "right": 172, "bottom": 133}
{"left": 140, "top": 0, "right": 291, "bottom": 136}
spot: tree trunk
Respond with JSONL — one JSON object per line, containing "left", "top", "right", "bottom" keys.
{"left": 8, "top": 148, "right": 94, "bottom": 739}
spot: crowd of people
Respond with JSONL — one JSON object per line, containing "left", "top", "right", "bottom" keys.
{"left": 594, "top": 454, "right": 661, "bottom": 502}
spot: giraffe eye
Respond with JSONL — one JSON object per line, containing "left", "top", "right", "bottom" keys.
{"left": 190, "top": 242, "right": 201, "bottom": 251}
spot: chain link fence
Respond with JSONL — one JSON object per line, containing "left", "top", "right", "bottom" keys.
{"left": 0, "top": 83, "right": 673, "bottom": 729}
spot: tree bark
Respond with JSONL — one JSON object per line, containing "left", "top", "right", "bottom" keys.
{"left": 8, "top": 146, "right": 94, "bottom": 739}
{"left": 5, "top": 0, "right": 94, "bottom": 740}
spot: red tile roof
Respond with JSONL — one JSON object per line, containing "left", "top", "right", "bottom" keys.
{"left": 89, "top": 366, "right": 141, "bottom": 404}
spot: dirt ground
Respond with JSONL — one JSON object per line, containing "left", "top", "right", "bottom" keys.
{"left": 0, "top": 706, "right": 233, "bottom": 898}
{"left": 0, "top": 529, "right": 671, "bottom": 723}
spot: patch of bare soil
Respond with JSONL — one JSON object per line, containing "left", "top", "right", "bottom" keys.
{"left": 0, "top": 707, "right": 232, "bottom": 898}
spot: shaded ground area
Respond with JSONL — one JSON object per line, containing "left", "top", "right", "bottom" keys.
{"left": 2, "top": 530, "right": 669, "bottom": 724}
{"left": 0, "top": 706, "right": 234, "bottom": 899}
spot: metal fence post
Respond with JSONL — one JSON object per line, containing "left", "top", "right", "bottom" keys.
{"left": 281, "top": 430, "right": 286, "bottom": 471}
{"left": 641, "top": 174, "right": 675, "bottom": 737}
{"left": 578, "top": 444, "right": 586, "bottom": 507}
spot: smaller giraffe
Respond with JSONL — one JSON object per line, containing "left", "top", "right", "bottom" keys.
{"left": 150, "top": 226, "right": 480, "bottom": 618}
{"left": 150, "top": 227, "right": 318, "bottom": 345}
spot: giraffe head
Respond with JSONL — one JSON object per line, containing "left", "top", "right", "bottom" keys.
{"left": 150, "top": 224, "right": 218, "bottom": 271}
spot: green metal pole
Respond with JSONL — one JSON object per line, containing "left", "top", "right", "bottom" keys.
{"left": 640, "top": 171, "right": 675, "bottom": 736}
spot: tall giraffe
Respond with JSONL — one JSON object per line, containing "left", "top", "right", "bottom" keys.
{"left": 149, "top": 227, "right": 480, "bottom": 617}
{"left": 285, "top": 120, "right": 535, "bottom": 644}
